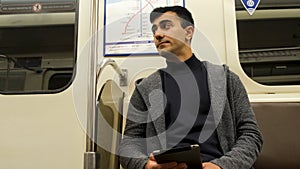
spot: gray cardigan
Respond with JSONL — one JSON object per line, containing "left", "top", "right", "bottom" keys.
{"left": 119, "top": 61, "right": 263, "bottom": 169}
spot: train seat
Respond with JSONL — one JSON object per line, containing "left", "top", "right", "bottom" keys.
{"left": 252, "top": 102, "right": 300, "bottom": 169}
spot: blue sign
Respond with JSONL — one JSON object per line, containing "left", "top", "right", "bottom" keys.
{"left": 240, "top": 0, "right": 260, "bottom": 15}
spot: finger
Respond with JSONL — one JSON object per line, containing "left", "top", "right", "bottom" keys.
{"left": 202, "top": 162, "right": 207, "bottom": 168}
{"left": 159, "top": 162, "right": 178, "bottom": 169}
{"left": 176, "top": 163, "right": 187, "bottom": 169}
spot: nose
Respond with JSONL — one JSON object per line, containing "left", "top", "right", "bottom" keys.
{"left": 154, "top": 30, "right": 164, "bottom": 41}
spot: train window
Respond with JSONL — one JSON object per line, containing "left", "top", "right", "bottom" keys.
{"left": 235, "top": 0, "right": 300, "bottom": 85}
{"left": 0, "top": 0, "right": 77, "bottom": 93}
{"left": 42, "top": 69, "right": 73, "bottom": 90}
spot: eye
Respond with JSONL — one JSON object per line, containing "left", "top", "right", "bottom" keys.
{"left": 161, "top": 22, "right": 172, "bottom": 30}
{"left": 151, "top": 25, "right": 157, "bottom": 34}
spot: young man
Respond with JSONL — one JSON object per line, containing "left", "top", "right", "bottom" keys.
{"left": 118, "top": 6, "right": 262, "bottom": 169}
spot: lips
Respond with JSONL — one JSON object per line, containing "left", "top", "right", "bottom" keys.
{"left": 157, "top": 41, "right": 170, "bottom": 48}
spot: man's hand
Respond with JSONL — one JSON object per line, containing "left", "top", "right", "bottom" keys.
{"left": 202, "top": 162, "right": 221, "bottom": 169}
{"left": 145, "top": 154, "right": 187, "bottom": 169}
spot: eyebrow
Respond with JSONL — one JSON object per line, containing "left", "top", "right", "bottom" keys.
{"left": 159, "top": 19, "right": 172, "bottom": 25}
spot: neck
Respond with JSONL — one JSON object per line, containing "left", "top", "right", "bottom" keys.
{"left": 177, "top": 47, "right": 193, "bottom": 61}
{"left": 160, "top": 46, "right": 193, "bottom": 62}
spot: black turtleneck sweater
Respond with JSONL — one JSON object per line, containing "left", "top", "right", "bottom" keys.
{"left": 159, "top": 54, "right": 223, "bottom": 163}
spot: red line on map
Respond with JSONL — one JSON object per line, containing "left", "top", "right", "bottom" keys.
{"left": 122, "top": 0, "right": 154, "bottom": 35}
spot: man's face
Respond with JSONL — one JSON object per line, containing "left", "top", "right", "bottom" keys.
{"left": 151, "top": 12, "right": 191, "bottom": 56}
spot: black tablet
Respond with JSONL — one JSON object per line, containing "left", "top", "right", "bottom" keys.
{"left": 152, "top": 144, "right": 202, "bottom": 169}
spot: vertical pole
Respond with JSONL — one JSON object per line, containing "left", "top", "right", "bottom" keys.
{"left": 86, "top": 0, "right": 99, "bottom": 154}
{"left": 84, "top": 0, "right": 100, "bottom": 168}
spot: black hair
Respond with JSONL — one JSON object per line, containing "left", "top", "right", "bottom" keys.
{"left": 150, "top": 6, "right": 194, "bottom": 28}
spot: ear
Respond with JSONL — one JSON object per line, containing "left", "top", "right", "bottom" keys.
{"left": 185, "top": 26, "right": 194, "bottom": 41}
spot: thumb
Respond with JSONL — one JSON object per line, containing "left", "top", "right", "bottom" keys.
{"left": 149, "top": 153, "right": 156, "bottom": 161}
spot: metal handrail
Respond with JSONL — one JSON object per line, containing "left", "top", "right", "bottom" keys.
{"left": 96, "top": 58, "right": 127, "bottom": 85}
{"left": 96, "top": 58, "right": 127, "bottom": 104}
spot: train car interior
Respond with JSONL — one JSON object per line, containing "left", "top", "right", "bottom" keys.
{"left": 0, "top": 0, "right": 299, "bottom": 169}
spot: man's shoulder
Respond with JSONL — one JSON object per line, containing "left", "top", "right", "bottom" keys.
{"left": 203, "top": 61, "right": 238, "bottom": 77}
{"left": 202, "top": 61, "right": 228, "bottom": 78}
{"left": 202, "top": 61, "right": 227, "bottom": 70}
{"left": 135, "top": 70, "right": 161, "bottom": 89}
